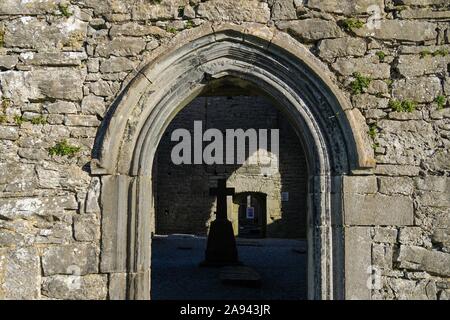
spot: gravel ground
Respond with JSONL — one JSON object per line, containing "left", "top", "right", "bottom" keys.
{"left": 151, "top": 234, "right": 307, "bottom": 300}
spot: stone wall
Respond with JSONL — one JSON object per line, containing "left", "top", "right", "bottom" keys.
{"left": 0, "top": 0, "right": 448, "bottom": 300}
{"left": 155, "top": 95, "right": 308, "bottom": 238}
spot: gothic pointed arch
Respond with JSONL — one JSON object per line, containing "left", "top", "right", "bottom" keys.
{"left": 93, "top": 23, "right": 375, "bottom": 300}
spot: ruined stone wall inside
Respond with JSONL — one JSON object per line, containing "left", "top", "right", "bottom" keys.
{"left": 155, "top": 95, "right": 308, "bottom": 238}
{"left": 0, "top": 0, "right": 448, "bottom": 300}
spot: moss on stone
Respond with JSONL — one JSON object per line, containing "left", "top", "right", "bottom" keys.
{"left": 341, "top": 18, "right": 364, "bottom": 32}
{"left": 167, "top": 27, "right": 177, "bottom": 34}
{"left": 0, "top": 29, "right": 4, "bottom": 48}
{"left": 30, "top": 116, "right": 47, "bottom": 125}
{"left": 13, "top": 115, "right": 24, "bottom": 125}
{"left": 389, "top": 99, "right": 417, "bottom": 112}
{"left": 58, "top": 3, "right": 73, "bottom": 18}
{"left": 435, "top": 95, "right": 447, "bottom": 110}
{"left": 48, "top": 140, "right": 81, "bottom": 157}
{"left": 185, "top": 20, "right": 194, "bottom": 29}
{"left": 351, "top": 72, "right": 372, "bottom": 95}
{"left": 368, "top": 123, "right": 378, "bottom": 140}
{"left": 376, "top": 51, "right": 386, "bottom": 62}
{"left": 1, "top": 98, "right": 10, "bottom": 111}
{"left": 420, "top": 48, "right": 448, "bottom": 59}
{"left": 432, "top": 48, "right": 448, "bottom": 57}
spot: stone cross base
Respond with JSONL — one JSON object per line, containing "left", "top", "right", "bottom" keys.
{"left": 200, "top": 219, "right": 241, "bottom": 267}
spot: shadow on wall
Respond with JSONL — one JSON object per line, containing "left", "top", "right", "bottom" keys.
{"left": 153, "top": 84, "right": 308, "bottom": 239}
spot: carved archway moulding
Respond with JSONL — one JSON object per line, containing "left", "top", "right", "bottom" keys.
{"left": 92, "top": 22, "right": 375, "bottom": 300}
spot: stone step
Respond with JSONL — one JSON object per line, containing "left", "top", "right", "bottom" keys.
{"left": 219, "top": 266, "right": 262, "bottom": 288}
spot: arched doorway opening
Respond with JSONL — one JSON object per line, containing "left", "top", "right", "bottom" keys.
{"left": 92, "top": 24, "right": 375, "bottom": 300}
{"left": 235, "top": 192, "right": 267, "bottom": 239}
{"left": 150, "top": 84, "right": 309, "bottom": 299}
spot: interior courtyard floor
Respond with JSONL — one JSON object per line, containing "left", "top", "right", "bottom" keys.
{"left": 151, "top": 234, "right": 307, "bottom": 300}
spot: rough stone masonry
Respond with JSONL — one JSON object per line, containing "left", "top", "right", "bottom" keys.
{"left": 0, "top": 0, "right": 449, "bottom": 300}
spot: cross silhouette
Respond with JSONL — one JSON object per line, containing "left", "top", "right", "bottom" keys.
{"left": 202, "top": 178, "right": 240, "bottom": 266}
{"left": 209, "top": 179, "right": 235, "bottom": 221}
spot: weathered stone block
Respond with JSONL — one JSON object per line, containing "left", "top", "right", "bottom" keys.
{"left": 0, "top": 71, "right": 40, "bottom": 103}
{"left": 271, "top": 0, "right": 296, "bottom": 20}
{"left": 42, "top": 274, "right": 107, "bottom": 300}
{"left": 17, "top": 148, "right": 49, "bottom": 161}
{"left": 397, "top": 245, "right": 450, "bottom": 277}
{"left": 64, "top": 115, "right": 101, "bottom": 127}
{"left": 305, "top": 0, "right": 384, "bottom": 15}
{"left": 0, "top": 126, "right": 19, "bottom": 141}
{"left": 4, "top": 17, "right": 88, "bottom": 50}
{"left": 345, "top": 226, "right": 372, "bottom": 299}
{"left": 277, "top": 19, "right": 343, "bottom": 42}
{"left": 388, "top": 278, "right": 437, "bottom": 300}
{"left": 81, "top": 95, "right": 105, "bottom": 117}
{"left": 183, "top": 4, "right": 196, "bottom": 19}
{"left": 0, "top": 223, "right": 28, "bottom": 247}
{"left": 415, "top": 176, "right": 447, "bottom": 192}
{"left": 88, "top": 80, "right": 119, "bottom": 97}
{"left": 85, "top": 178, "right": 101, "bottom": 213}
{"left": 96, "top": 38, "right": 146, "bottom": 57}
{"left": 444, "top": 77, "right": 450, "bottom": 96}
{"left": 376, "top": 119, "right": 437, "bottom": 166}
{"left": 397, "top": 54, "right": 450, "bottom": 78}
{"left": 86, "top": 59, "right": 100, "bottom": 73}
{"left": 418, "top": 192, "right": 450, "bottom": 207}
{"left": 388, "top": 111, "right": 423, "bottom": 121}
{"left": 19, "top": 52, "right": 86, "bottom": 67}
{"left": 343, "top": 175, "right": 377, "bottom": 194}
{"left": 378, "top": 177, "right": 414, "bottom": 195}
{"left": 0, "top": 195, "right": 77, "bottom": 220}
{"left": 372, "top": 243, "right": 393, "bottom": 269}
{"left": 0, "top": 163, "right": 36, "bottom": 192}
{"left": 0, "top": 247, "right": 40, "bottom": 299}
{"left": 0, "top": 55, "right": 18, "bottom": 70}
{"left": 344, "top": 194, "right": 414, "bottom": 226}
{"left": 83, "top": 0, "right": 133, "bottom": 15}
{"left": 31, "top": 68, "right": 85, "bottom": 102}
{"left": 430, "top": 108, "right": 450, "bottom": 120}
{"left": 432, "top": 214, "right": 450, "bottom": 250}
{"left": 42, "top": 244, "right": 99, "bottom": 276}
{"left": 354, "top": 20, "right": 436, "bottom": 42}
{"left": 132, "top": 1, "right": 179, "bottom": 20}
{"left": 0, "top": 0, "right": 59, "bottom": 15}
{"left": 427, "top": 149, "right": 450, "bottom": 172}
{"left": 35, "top": 221, "right": 73, "bottom": 245}
{"left": 318, "top": 37, "right": 366, "bottom": 61}
{"left": 74, "top": 214, "right": 99, "bottom": 242}
{"left": 197, "top": 0, "right": 270, "bottom": 23}
{"left": 368, "top": 80, "right": 389, "bottom": 95}
{"left": 100, "top": 175, "right": 132, "bottom": 273}
{"left": 373, "top": 227, "right": 398, "bottom": 244}
{"left": 333, "top": 56, "right": 390, "bottom": 79}
{"left": 110, "top": 23, "right": 169, "bottom": 37}
{"left": 399, "top": 227, "right": 424, "bottom": 246}
{"left": 392, "top": 76, "right": 441, "bottom": 103}
{"left": 36, "top": 167, "right": 60, "bottom": 189}
{"left": 365, "top": 109, "right": 387, "bottom": 120}
{"left": 396, "top": 0, "right": 447, "bottom": 5}
{"left": 352, "top": 94, "right": 389, "bottom": 110}
{"left": 45, "top": 101, "right": 78, "bottom": 115}
{"left": 108, "top": 273, "right": 127, "bottom": 300}
{"left": 100, "top": 57, "right": 136, "bottom": 73}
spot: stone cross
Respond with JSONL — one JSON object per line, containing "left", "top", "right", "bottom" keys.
{"left": 209, "top": 179, "right": 235, "bottom": 221}
{"left": 201, "top": 179, "right": 240, "bottom": 266}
